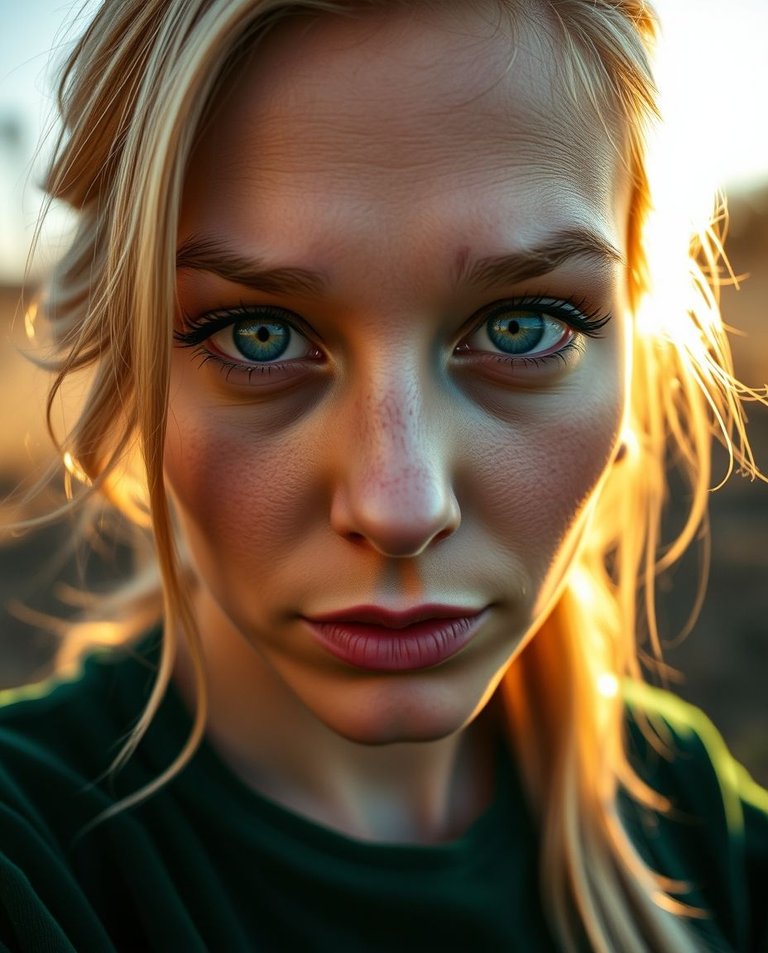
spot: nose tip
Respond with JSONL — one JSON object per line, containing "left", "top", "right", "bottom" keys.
{"left": 330, "top": 471, "right": 461, "bottom": 557}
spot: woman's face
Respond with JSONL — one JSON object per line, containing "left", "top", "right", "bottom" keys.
{"left": 167, "top": 2, "right": 630, "bottom": 744}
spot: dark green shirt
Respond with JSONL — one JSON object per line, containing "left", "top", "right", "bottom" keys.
{"left": 0, "top": 631, "right": 765, "bottom": 951}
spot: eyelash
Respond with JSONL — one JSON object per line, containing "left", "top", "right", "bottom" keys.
{"left": 173, "top": 296, "right": 612, "bottom": 382}
{"left": 175, "top": 304, "right": 324, "bottom": 384}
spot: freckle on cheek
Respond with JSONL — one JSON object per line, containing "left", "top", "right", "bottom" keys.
{"left": 168, "top": 421, "right": 306, "bottom": 541}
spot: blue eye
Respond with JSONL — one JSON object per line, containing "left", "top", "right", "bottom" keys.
{"left": 467, "top": 307, "right": 569, "bottom": 359}
{"left": 223, "top": 318, "right": 293, "bottom": 362}
{"left": 174, "top": 296, "right": 611, "bottom": 385}
{"left": 486, "top": 312, "right": 551, "bottom": 354}
{"left": 175, "top": 307, "right": 316, "bottom": 366}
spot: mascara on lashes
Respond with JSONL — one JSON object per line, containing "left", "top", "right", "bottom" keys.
{"left": 172, "top": 296, "right": 613, "bottom": 375}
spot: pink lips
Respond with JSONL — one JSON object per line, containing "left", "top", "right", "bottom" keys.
{"left": 302, "top": 604, "right": 489, "bottom": 671}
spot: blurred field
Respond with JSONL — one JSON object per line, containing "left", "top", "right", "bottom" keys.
{"left": 1, "top": 189, "right": 767, "bottom": 786}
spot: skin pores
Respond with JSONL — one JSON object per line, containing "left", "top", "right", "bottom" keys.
{"left": 165, "top": 2, "right": 630, "bottom": 842}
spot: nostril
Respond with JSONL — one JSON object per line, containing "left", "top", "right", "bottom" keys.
{"left": 330, "top": 479, "right": 461, "bottom": 556}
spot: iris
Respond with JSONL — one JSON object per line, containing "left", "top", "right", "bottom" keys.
{"left": 486, "top": 312, "right": 545, "bottom": 355}
{"left": 232, "top": 320, "right": 290, "bottom": 362}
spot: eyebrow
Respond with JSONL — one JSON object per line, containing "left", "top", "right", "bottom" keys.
{"left": 176, "top": 236, "right": 327, "bottom": 295}
{"left": 175, "top": 227, "right": 623, "bottom": 296}
{"left": 454, "top": 228, "right": 623, "bottom": 290}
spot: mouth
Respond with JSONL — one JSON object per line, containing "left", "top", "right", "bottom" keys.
{"left": 301, "top": 606, "right": 491, "bottom": 672}
{"left": 304, "top": 603, "right": 486, "bottom": 628}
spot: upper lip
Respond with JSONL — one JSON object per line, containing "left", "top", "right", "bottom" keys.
{"left": 305, "top": 603, "right": 486, "bottom": 629}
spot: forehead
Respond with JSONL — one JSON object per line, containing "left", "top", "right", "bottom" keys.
{"left": 183, "top": 2, "right": 626, "bottom": 256}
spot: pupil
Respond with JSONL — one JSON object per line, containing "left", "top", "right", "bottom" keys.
{"left": 257, "top": 326, "right": 270, "bottom": 342}
{"left": 508, "top": 320, "right": 520, "bottom": 334}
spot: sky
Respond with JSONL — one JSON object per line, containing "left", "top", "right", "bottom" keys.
{"left": 1, "top": 0, "right": 768, "bottom": 283}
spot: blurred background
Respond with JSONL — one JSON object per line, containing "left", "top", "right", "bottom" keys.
{"left": 1, "top": 1, "right": 767, "bottom": 783}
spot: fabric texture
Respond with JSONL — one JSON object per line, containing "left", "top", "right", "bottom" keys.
{"left": 0, "top": 630, "right": 765, "bottom": 952}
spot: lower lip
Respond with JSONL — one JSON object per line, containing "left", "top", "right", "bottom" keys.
{"left": 303, "top": 610, "right": 489, "bottom": 671}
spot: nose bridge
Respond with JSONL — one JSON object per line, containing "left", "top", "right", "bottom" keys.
{"left": 361, "top": 365, "right": 424, "bottom": 451}
{"left": 329, "top": 355, "right": 461, "bottom": 557}
{"left": 358, "top": 377, "right": 434, "bottom": 492}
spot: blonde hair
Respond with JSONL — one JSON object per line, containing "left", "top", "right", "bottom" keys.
{"left": 8, "top": 0, "right": 767, "bottom": 950}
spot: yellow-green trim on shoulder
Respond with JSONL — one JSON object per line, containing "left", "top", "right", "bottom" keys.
{"left": 621, "top": 679, "right": 746, "bottom": 836}
{"left": 0, "top": 670, "right": 85, "bottom": 707}
{"left": 0, "top": 645, "right": 118, "bottom": 709}
{"left": 732, "top": 760, "right": 768, "bottom": 815}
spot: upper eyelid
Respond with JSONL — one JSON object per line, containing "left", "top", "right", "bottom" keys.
{"left": 473, "top": 295, "right": 597, "bottom": 318}
{"left": 179, "top": 295, "right": 600, "bottom": 336}
{"left": 469, "top": 298, "right": 611, "bottom": 346}
{"left": 175, "top": 303, "right": 314, "bottom": 345}
{"left": 188, "top": 304, "right": 306, "bottom": 326}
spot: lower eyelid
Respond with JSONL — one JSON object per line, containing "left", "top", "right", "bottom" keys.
{"left": 457, "top": 336, "right": 587, "bottom": 379}
{"left": 188, "top": 346, "right": 325, "bottom": 386}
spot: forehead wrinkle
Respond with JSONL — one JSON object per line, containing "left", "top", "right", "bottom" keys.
{"left": 251, "top": 4, "right": 522, "bottom": 113}
{"left": 217, "top": 6, "right": 569, "bottom": 149}
{"left": 196, "top": 2, "right": 623, "bottom": 199}
{"left": 222, "top": 109, "right": 608, "bottom": 198}
{"left": 217, "top": 44, "right": 614, "bottom": 195}
{"left": 186, "top": 2, "right": 627, "bottom": 268}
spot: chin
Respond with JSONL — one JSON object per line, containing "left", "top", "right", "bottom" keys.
{"left": 307, "top": 684, "right": 480, "bottom": 747}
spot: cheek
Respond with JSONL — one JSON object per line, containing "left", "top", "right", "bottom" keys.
{"left": 163, "top": 395, "right": 315, "bottom": 574}
{"left": 466, "top": 373, "right": 623, "bottom": 598}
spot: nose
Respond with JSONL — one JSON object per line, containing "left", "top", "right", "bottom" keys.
{"left": 328, "top": 376, "right": 461, "bottom": 558}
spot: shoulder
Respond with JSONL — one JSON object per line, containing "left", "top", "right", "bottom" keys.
{"left": 0, "top": 639, "right": 154, "bottom": 838}
{"left": 621, "top": 681, "right": 759, "bottom": 819}
{"left": 0, "top": 650, "right": 135, "bottom": 952}
{"left": 620, "top": 681, "right": 768, "bottom": 952}
{"left": 0, "top": 648, "right": 122, "bottom": 845}
{"left": 621, "top": 680, "right": 768, "bottom": 833}
{"left": 0, "top": 650, "right": 118, "bottom": 815}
